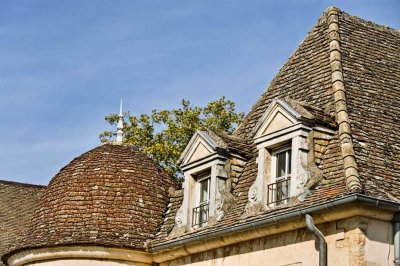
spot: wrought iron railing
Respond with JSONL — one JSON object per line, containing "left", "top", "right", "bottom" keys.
{"left": 192, "top": 202, "right": 209, "bottom": 227}
{"left": 267, "top": 177, "right": 291, "bottom": 206}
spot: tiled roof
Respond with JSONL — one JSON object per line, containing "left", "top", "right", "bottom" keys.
{"left": 283, "top": 96, "right": 336, "bottom": 128}
{"left": 154, "top": 188, "right": 184, "bottom": 241}
{"left": 8, "top": 143, "right": 177, "bottom": 255}
{"left": 337, "top": 11, "right": 400, "bottom": 198}
{"left": 150, "top": 7, "right": 400, "bottom": 247}
{"left": 0, "top": 180, "right": 44, "bottom": 265}
{"left": 207, "top": 130, "right": 253, "bottom": 158}
{"left": 234, "top": 14, "right": 334, "bottom": 139}
{"left": 232, "top": 6, "right": 400, "bottom": 201}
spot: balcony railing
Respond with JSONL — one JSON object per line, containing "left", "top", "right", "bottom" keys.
{"left": 267, "top": 177, "right": 291, "bottom": 206}
{"left": 192, "top": 202, "right": 209, "bottom": 227}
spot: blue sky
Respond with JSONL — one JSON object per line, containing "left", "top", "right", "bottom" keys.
{"left": 0, "top": 0, "right": 399, "bottom": 185}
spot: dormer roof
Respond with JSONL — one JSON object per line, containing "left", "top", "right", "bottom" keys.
{"left": 253, "top": 97, "right": 335, "bottom": 141}
{"left": 178, "top": 130, "right": 252, "bottom": 167}
{"left": 177, "top": 130, "right": 222, "bottom": 167}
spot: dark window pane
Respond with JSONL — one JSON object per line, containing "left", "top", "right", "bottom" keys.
{"left": 200, "top": 178, "right": 209, "bottom": 203}
{"left": 288, "top": 149, "right": 292, "bottom": 174}
{"left": 276, "top": 151, "right": 286, "bottom": 177}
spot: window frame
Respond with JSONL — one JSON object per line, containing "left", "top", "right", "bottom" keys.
{"left": 192, "top": 171, "right": 211, "bottom": 227}
{"left": 197, "top": 172, "right": 211, "bottom": 205}
{"left": 271, "top": 145, "right": 292, "bottom": 182}
{"left": 269, "top": 145, "right": 292, "bottom": 205}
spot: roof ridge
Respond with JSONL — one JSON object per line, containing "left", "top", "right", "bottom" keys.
{"left": 0, "top": 179, "right": 45, "bottom": 188}
{"left": 332, "top": 6, "right": 400, "bottom": 37}
{"left": 211, "top": 129, "right": 245, "bottom": 142}
{"left": 325, "top": 7, "right": 362, "bottom": 193}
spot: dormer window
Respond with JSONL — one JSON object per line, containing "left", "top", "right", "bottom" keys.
{"left": 268, "top": 146, "right": 292, "bottom": 206}
{"left": 248, "top": 98, "right": 315, "bottom": 209}
{"left": 246, "top": 98, "right": 336, "bottom": 213}
{"left": 171, "top": 130, "right": 250, "bottom": 235}
{"left": 173, "top": 130, "right": 230, "bottom": 231}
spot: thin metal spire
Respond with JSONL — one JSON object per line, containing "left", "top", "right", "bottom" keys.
{"left": 116, "top": 99, "right": 124, "bottom": 143}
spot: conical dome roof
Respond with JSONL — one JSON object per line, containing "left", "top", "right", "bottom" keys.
{"left": 21, "top": 143, "right": 176, "bottom": 249}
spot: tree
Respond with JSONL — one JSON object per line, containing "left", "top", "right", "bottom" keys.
{"left": 100, "top": 97, "right": 244, "bottom": 178}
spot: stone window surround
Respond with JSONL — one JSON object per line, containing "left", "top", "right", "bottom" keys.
{"left": 192, "top": 171, "right": 211, "bottom": 227}
{"left": 180, "top": 154, "right": 228, "bottom": 230}
{"left": 250, "top": 123, "right": 311, "bottom": 205}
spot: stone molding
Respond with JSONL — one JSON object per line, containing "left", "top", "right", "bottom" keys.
{"left": 172, "top": 157, "right": 230, "bottom": 235}
{"left": 7, "top": 246, "right": 153, "bottom": 266}
{"left": 325, "top": 7, "right": 362, "bottom": 193}
{"left": 245, "top": 100, "right": 316, "bottom": 215}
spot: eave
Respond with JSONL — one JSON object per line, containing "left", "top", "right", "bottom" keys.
{"left": 148, "top": 194, "right": 400, "bottom": 262}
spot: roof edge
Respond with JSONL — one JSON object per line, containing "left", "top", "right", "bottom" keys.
{"left": 148, "top": 193, "right": 400, "bottom": 253}
{"left": 177, "top": 130, "right": 220, "bottom": 166}
{"left": 325, "top": 7, "right": 363, "bottom": 193}
{"left": 0, "top": 179, "right": 46, "bottom": 188}
{"left": 233, "top": 7, "right": 333, "bottom": 138}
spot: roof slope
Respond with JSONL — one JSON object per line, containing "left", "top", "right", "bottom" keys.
{"left": 235, "top": 12, "right": 334, "bottom": 139}
{"left": 152, "top": 7, "right": 345, "bottom": 246}
{"left": 337, "top": 11, "right": 400, "bottom": 198}
{"left": 226, "top": 7, "right": 347, "bottom": 221}
{"left": 151, "top": 7, "right": 400, "bottom": 247}
{"left": 0, "top": 180, "right": 44, "bottom": 265}
{"left": 9, "top": 143, "right": 177, "bottom": 256}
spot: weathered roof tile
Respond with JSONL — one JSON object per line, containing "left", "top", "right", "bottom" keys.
{"left": 8, "top": 143, "right": 177, "bottom": 257}
{"left": 0, "top": 181, "right": 44, "bottom": 265}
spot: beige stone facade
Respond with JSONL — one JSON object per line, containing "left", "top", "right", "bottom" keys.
{"left": 7, "top": 214, "right": 394, "bottom": 266}
{"left": 159, "top": 216, "right": 393, "bottom": 266}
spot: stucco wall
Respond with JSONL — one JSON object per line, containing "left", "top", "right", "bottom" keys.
{"left": 160, "top": 216, "right": 393, "bottom": 266}
{"left": 365, "top": 219, "right": 393, "bottom": 265}
{"left": 7, "top": 216, "right": 394, "bottom": 266}
{"left": 334, "top": 216, "right": 395, "bottom": 266}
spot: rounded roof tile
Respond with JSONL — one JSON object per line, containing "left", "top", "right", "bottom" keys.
{"left": 21, "top": 143, "right": 176, "bottom": 250}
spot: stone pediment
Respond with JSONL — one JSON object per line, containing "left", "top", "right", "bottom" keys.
{"left": 253, "top": 99, "right": 302, "bottom": 139}
{"left": 178, "top": 130, "right": 220, "bottom": 166}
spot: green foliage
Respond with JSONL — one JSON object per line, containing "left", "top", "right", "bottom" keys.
{"left": 100, "top": 97, "right": 244, "bottom": 178}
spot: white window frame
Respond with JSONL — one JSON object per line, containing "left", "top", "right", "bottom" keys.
{"left": 271, "top": 145, "right": 292, "bottom": 184}
{"left": 268, "top": 145, "right": 292, "bottom": 206}
{"left": 196, "top": 172, "right": 211, "bottom": 206}
{"left": 192, "top": 171, "right": 211, "bottom": 228}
